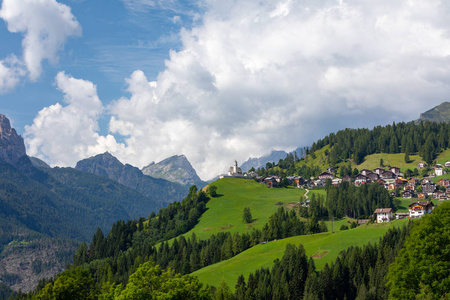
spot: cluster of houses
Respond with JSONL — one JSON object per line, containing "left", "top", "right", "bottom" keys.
{"left": 221, "top": 160, "right": 446, "bottom": 223}
{"left": 312, "top": 163, "right": 450, "bottom": 200}
{"left": 374, "top": 200, "right": 435, "bottom": 223}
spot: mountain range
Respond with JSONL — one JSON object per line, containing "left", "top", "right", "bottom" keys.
{"left": 0, "top": 114, "right": 200, "bottom": 292}
{"left": 75, "top": 152, "right": 188, "bottom": 207}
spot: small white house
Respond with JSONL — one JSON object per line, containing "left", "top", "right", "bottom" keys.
{"left": 374, "top": 208, "right": 394, "bottom": 223}
{"left": 435, "top": 167, "right": 444, "bottom": 176}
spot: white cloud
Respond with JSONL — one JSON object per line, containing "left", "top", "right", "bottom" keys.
{"left": 24, "top": 0, "right": 450, "bottom": 180}
{"left": 24, "top": 72, "right": 124, "bottom": 166}
{"left": 0, "top": 54, "right": 25, "bottom": 93}
{"left": 0, "top": 0, "right": 80, "bottom": 85}
{"left": 105, "top": 0, "right": 450, "bottom": 179}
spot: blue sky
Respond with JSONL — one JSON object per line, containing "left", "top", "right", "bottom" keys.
{"left": 1, "top": 0, "right": 450, "bottom": 179}
{"left": 1, "top": 0, "right": 200, "bottom": 132}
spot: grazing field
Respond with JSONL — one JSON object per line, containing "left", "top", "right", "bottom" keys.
{"left": 308, "top": 188, "right": 327, "bottom": 199}
{"left": 182, "top": 178, "right": 305, "bottom": 240}
{"left": 436, "top": 148, "right": 450, "bottom": 165}
{"left": 192, "top": 219, "right": 409, "bottom": 289}
{"left": 356, "top": 153, "right": 422, "bottom": 172}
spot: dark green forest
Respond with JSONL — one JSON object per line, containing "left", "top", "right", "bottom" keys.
{"left": 0, "top": 163, "right": 161, "bottom": 248}
{"left": 12, "top": 202, "right": 450, "bottom": 299}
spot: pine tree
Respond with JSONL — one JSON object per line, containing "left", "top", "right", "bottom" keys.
{"left": 242, "top": 207, "right": 252, "bottom": 223}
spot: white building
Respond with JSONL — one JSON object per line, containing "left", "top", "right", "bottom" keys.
{"left": 228, "top": 160, "right": 243, "bottom": 176}
{"left": 374, "top": 208, "right": 394, "bottom": 223}
{"left": 435, "top": 166, "right": 444, "bottom": 176}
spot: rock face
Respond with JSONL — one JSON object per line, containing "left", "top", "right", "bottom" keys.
{"left": 418, "top": 102, "right": 450, "bottom": 123}
{"left": 75, "top": 152, "right": 188, "bottom": 205}
{"left": 142, "top": 155, "right": 205, "bottom": 187}
{"left": 0, "top": 114, "right": 26, "bottom": 166}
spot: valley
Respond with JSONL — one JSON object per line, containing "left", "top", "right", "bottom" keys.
{"left": 0, "top": 105, "right": 449, "bottom": 298}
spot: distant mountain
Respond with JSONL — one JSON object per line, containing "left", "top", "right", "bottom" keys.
{"left": 417, "top": 101, "right": 450, "bottom": 123}
{"left": 75, "top": 152, "right": 188, "bottom": 206}
{"left": 142, "top": 155, "right": 205, "bottom": 187}
{"left": 240, "top": 150, "right": 289, "bottom": 172}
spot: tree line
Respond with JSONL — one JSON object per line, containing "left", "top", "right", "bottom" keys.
{"left": 309, "top": 121, "right": 449, "bottom": 165}
{"left": 265, "top": 121, "right": 450, "bottom": 179}
{"left": 70, "top": 207, "right": 327, "bottom": 288}
{"left": 298, "top": 182, "right": 392, "bottom": 220}
{"left": 226, "top": 223, "right": 412, "bottom": 300}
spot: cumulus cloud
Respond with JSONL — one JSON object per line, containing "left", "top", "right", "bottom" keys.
{"left": 0, "top": 0, "right": 80, "bottom": 88}
{"left": 24, "top": 72, "right": 124, "bottom": 166}
{"left": 102, "top": 0, "right": 450, "bottom": 179}
{"left": 24, "top": 0, "right": 450, "bottom": 179}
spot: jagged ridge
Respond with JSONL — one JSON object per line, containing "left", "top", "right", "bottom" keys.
{"left": 141, "top": 154, "right": 205, "bottom": 187}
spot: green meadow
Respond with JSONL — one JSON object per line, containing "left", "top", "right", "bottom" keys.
{"left": 295, "top": 146, "right": 450, "bottom": 176}
{"left": 436, "top": 148, "right": 450, "bottom": 165}
{"left": 192, "top": 219, "right": 409, "bottom": 289}
{"left": 356, "top": 153, "right": 422, "bottom": 172}
{"left": 183, "top": 178, "right": 305, "bottom": 240}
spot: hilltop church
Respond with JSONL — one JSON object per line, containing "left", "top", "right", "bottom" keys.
{"left": 220, "top": 160, "right": 245, "bottom": 179}
{"left": 228, "top": 160, "right": 243, "bottom": 176}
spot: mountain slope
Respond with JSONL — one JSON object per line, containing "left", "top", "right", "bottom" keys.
{"left": 28, "top": 156, "right": 51, "bottom": 169}
{"left": 75, "top": 152, "right": 188, "bottom": 205}
{"left": 141, "top": 154, "right": 205, "bottom": 187}
{"left": 0, "top": 114, "right": 163, "bottom": 292}
{"left": 418, "top": 101, "right": 450, "bottom": 123}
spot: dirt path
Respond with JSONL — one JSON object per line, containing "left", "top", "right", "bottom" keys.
{"left": 304, "top": 188, "right": 309, "bottom": 200}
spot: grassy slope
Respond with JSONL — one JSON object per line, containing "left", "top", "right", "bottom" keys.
{"left": 183, "top": 178, "right": 304, "bottom": 240}
{"left": 436, "top": 148, "right": 450, "bottom": 165}
{"left": 192, "top": 219, "right": 409, "bottom": 288}
{"left": 295, "top": 145, "right": 331, "bottom": 172}
{"left": 356, "top": 153, "right": 422, "bottom": 172}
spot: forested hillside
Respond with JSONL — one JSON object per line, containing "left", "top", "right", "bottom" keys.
{"left": 257, "top": 121, "right": 450, "bottom": 179}
{"left": 309, "top": 121, "right": 449, "bottom": 165}
{"left": 0, "top": 162, "right": 162, "bottom": 292}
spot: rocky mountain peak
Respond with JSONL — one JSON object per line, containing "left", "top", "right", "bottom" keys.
{"left": 0, "top": 114, "right": 27, "bottom": 167}
{"left": 142, "top": 154, "right": 204, "bottom": 187}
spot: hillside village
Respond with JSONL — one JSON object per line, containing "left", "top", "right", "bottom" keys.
{"left": 225, "top": 159, "right": 449, "bottom": 223}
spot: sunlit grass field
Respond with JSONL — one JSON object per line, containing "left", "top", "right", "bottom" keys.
{"left": 193, "top": 219, "right": 409, "bottom": 289}
{"left": 182, "top": 178, "right": 305, "bottom": 240}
